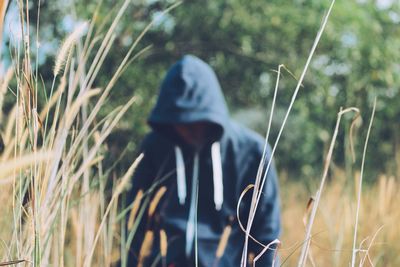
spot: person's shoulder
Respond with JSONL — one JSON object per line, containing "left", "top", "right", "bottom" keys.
{"left": 229, "top": 121, "right": 264, "bottom": 145}
{"left": 228, "top": 121, "right": 265, "bottom": 155}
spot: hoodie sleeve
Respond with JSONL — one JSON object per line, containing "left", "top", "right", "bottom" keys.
{"left": 248, "top": 144, "right": 281, "bottom": 266}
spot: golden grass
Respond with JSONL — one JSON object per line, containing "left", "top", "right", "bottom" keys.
{"left": 160, "top": 229, "right": 168, "bottom": 264}
{"left": 137, "top": 230, "right": 154, "bottom": 267}
{"left": 216, "top": 224, "right": 232, "bottom": 259}
{"left": 148, "top": 186, "right": 167, "bottom": 218}
{"left": 127, "top": 190, "right": 143, "bottom": 230}
{"left": 279, "top": 173, "right": 400, "bottom": 266}
{"left": 1, "top": 1, "right": 398, "bottom": 266}
{"left": 0, "top": 0, "right": 176, "bottom": 266}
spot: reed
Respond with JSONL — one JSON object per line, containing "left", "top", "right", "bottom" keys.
{"left": 0, "top": 0, "right": 179, "bottom": 266}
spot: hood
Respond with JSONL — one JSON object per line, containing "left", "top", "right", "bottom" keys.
{"left": 148, "top": 56, "right": 228, "bottom": 250}
{"left": 148, "top": 55, "right": 229, "bottom": 141}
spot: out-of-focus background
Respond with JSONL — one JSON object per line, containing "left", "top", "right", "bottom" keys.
{"left": 0, "top": 0, "right": 399, "bottom": 266}
{"left": 3, "top": 0, "right": 399, "bottom": 179}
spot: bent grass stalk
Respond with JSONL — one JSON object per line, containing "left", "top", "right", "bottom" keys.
{"left": 350, "top": 97, "right": 377, "bottom": 267}
{"left": 297, "top": 107, "right": 360, "bottom": 267}
{"left": 241, "top": 0, "right": 336, "bottom": 265}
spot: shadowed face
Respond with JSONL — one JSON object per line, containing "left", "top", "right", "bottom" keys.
{"left": 173, "top": 122, "right": 211, "bottom": 148}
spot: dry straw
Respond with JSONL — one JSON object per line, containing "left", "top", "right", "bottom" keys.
{"left": 148, "top": 186, "right": 167, "bottom": 218}
{"left": 242, "top": 1, "right": 337, "bottom": 264}
{"left": 1, "top": 1, "right": 182, "bottom": 266}
{"left": 138, "top": 230, "right": 154, "bottom": 267}
{"left": 53, "top": 22, "right": 88, "bottom": 77}
{"left": 0, "top": 260, "right": 27, "bottom": 266}
{"left": 350, "top": 97, "right": 377, "bottom": 267}
{"left": 127, "top": 190, "right": 143, "bottom": 230}
{"left": 0, "top": 150, "right": 52, "bottom": 179}
{"left": 160, "top": 229, "right": 168, "bottom": 267}
{"left": 297, "top": 107, "right": 360, "bottom": 267}
{"left": 213, "top": 216, "right": 234, "bottom": 267}
{"left": 84, "top": 154, "right": 144, "bottom": 267}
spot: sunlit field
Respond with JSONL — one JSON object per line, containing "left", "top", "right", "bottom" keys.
{"left": 1, "top": 0, "right": 399, "bottom": 266}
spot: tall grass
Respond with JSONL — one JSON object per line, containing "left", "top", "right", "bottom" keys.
{"left": 0, "top": 1, "right": 179, "bottom": 266}
{"left": 280, "top": 173, "right": 400, "bottom": 266}
{"left": 1, "top": 1, "right": 398, "bottom": 267}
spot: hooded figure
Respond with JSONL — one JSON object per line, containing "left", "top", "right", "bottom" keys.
{"left": 127, "top": 55, "right": 280, "bottom": 267}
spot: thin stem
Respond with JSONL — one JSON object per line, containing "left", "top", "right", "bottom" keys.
{"left": 350, "top": 97, "right": 377, "bottom": 267}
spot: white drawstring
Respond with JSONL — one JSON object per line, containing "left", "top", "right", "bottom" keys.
{"left": 175, "top": 146, "right": 187, "bottom": 205}
{"left": 211, "top": 142, "right": 224, "bottom": 210}
{"left": 185, "top": 152, "right": 199, "bottom": 258}
{"left": 173, "top": 142, "right": 224, "bottom": 257}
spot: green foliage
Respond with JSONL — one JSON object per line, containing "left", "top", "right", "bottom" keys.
{"left": 17, "top": 0, "right": 400, "bottom": 179}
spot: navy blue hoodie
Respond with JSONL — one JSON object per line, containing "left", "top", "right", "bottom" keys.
{"left": 127, "top": 55, "right": 280, "bottom": 267}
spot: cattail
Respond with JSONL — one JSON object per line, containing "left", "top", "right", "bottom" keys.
{"left": 160, "top": 229, "right": 168, "bottom": 267}
{"left": 148, "top": 186, "right": 167, "bottom": 218}
{"left": 53, "top": 22, "right": 88, "bottom": 77}
{"left": 213, "top": 216, "right": 234, "bottom": 267}
{"left": 137, "top": 230, "right": 154, "bottom": 267}
{"left": 215, "top": 225, "right": 232, "bottom": 259}
{"left": 127, "top": 190, "right": 143, "bottom": 230}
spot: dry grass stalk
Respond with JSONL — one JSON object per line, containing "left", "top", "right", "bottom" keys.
{"left": 0, "top": 150, "right": 52, "bottom": 179}
{"left": 236, "top": 184, "right": 277, "bottom": 248}
{"left": 213, "top": 217, "right": 234, "bottom": 267}
{"left": 148, "top": 186, "right": 167, "bottom": 218}
{"left": 53, "top": 22, "right": 88, "bottom": 77}
{"left": 137, "top": 230, "right": 154, "bottom": 267}
{"left": 359, "top": 225, "right": 384, "bottom": 266}
{"left": 215, "top": 224, "right": 232, "bottom": 259}
{"left": 0, "top": 0, "right": 171, "bottom": 265}
{"left": 351, "top": 98, "right": 377, "bottom": 267}
{"left": 160, "top": 229, "right": 168, "bottom": 267}
{"left": 242, "top": 1, "right": 337, "bottom": 265}
{"left": 253, "top": 239, "right": 281, "bottom": 267}
{"left": 279, "top": 170, "right": 400, "bottom": 266}
{"left": 0, "top": 259, "right": 27, "bottom": 266}
{"left": 83, "top": 154, "right": 143, "bottom": 267}
{"left": 39, "top": 76, "right": 66, "bottom": 121}
{"left": 297, "top": 107, "right": 360, "bottom": 267}
{"left": 68, "top": 2, "right": 181, "bottom": 155}
{"left": 302, "top": 197, "right": 314, "bottom": 226}
{"left": 127, "top": 190, "right": 143, "bottom": 230}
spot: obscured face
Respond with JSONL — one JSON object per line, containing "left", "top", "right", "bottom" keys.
{"left": 173, "top": 122, "right": 211, "bottom": 148}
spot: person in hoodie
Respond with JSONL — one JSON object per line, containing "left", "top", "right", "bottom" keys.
{"left": 126, "top": 55, "right": 280, "bottom": 267}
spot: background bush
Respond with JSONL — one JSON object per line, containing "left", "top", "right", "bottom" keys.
{"left": 3, "top": 0, "right": 399, "bottom": 180}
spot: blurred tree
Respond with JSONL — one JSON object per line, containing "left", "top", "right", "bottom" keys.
{"left": 5, "top": 0, "right": 399, "bottom": 180}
